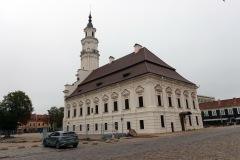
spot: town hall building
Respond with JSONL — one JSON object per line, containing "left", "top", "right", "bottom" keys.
{"left": 63, "top": 13, "right": 203, "bottom": 135}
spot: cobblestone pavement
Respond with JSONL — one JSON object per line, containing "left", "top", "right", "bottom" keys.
{"left": 1, "top": 126, "right": 240, "bottom": 160}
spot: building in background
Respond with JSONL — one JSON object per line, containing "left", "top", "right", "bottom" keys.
{"left": 199, "top": 98, "right": 240, "bottom": 126}
{"left": 63, "top": 13, "right": 203, "bottom": 135}
{"left": 197, "top": 95, "right": 215, "bottom": 104}
{"left": 18, "top": 114, "right": 49, "bottom": 133}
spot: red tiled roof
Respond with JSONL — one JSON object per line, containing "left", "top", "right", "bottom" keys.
{"left": 67, "top": 47, "right": 195, "bottom": 99}
{"left": 199, "top": 98, "right": 240, "bottom": 110}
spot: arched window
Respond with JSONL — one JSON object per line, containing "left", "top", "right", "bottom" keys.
{"left": 166, "top": 87, "right": 173, "bottom": 107}
{"left": 155, "top": 84, "right": 163, "bottom": 107}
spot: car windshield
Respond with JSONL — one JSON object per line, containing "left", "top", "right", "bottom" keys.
{"left": 63, "top": 132, "right": 77, "bottom": 136}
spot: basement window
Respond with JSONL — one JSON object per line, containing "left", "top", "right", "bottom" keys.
{"left": 96, "top": 82, "right": 103, "bottom": 86}
{"left": 123, "top": 73, "right": 131, "bottom": 78}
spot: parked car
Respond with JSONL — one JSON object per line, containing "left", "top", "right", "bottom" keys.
{"left": 43, "top": 131, "right": 79, "bottom": 149}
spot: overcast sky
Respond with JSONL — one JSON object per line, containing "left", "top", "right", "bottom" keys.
{"left": 0, "top": 0, "right": 239, "bottom": 114}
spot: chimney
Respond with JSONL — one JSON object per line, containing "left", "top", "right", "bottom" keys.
{"left": 218, "top": 99, "right": 221, "bottom": 106}
{"left": 134, "top": 43, "right": 142, "bottom": 53}
{"left": 233, "top": 97, "right": 237, "bottom": 104}
{"left": 109, "top": 56, "right": 115, "bottom": 64}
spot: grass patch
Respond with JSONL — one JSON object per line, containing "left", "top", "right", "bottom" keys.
{"left": 82, "top": 141, "right": 88, "bottom": 144}
{"left": 113, "top": 139, "right": 119, "bottom": 142}
{"left": 0, "top": 156, "right": 10, "bottom": 159}
{"left": 0, "top": 147, "right": 8, "bottom": 150}
{"left": 105, "top": 139, "right": 111, "bottom": 143}
{"left": 31, "top": 144, "right": 38, "bottom": 147}
{"left": 92, "top": 141, "right": 98, "bottom": 145}
{"left": 18, "top": 146, "right": 25, "bottom": 149}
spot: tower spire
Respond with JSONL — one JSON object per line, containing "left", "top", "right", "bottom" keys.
{"left": 88, "top": 12, "right": 92, "bottom": 23}
{"left": 87, "top": 12, "right": 93, "bottom": 28}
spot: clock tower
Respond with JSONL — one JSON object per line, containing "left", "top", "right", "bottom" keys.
{"left": 80, "top": 12, "right": 99, "bottom": 71}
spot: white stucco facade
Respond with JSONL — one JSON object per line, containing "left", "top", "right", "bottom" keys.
{"left": 63, "top": 74, "right": 203, "bottom": 134}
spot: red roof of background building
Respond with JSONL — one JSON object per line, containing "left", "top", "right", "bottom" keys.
{"left": 199, "top": 98, "right": 240, "bottom": 110}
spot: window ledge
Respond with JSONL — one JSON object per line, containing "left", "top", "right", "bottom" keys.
{"left": 137, "top": 106, "right": 144, "bottom": 108}
{"left": 123, "top": 108, "right": 130, "bottom": 110}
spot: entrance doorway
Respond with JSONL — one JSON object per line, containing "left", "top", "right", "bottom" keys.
{"left": 171, "top": 122, "right": 174, "bottom": 132}
{"left": 180, "top": 116, "right": 185, "bottom": 131}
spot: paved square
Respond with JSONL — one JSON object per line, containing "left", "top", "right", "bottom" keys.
{"left": 1, "top": 126, "right": 239, "bottom": 160}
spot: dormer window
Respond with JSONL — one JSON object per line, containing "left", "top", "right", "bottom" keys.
{"left": 123, "top": 73, "right": 131, "bottom": 78}
{"left": 96, "top": 82, "right": 103, "bottom": 86}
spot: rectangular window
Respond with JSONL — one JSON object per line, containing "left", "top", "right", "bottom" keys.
{"left": 80, "top": 125, "right": 82, "bottom": 131}
{"left": 114, "top": 101, "right": 118, "bottom": 111}
{"left": 87, "top": 107, "right": 90, "bottom": 115}
{"left": 140, "top": 120, "right": 144, "bottom": 129}
{"left": 38, "top": 123, "right": 40, "bottom": 126}
{"left": 139, "top": 96, "right": 144, "bottom": 107}
{"left": 80, "top": 108, "right": 83, "bottom": 116}
{"left": 87, "top": 124, "right": 89, "bottom": 131}
{"left": 104, "top": 103, "right": 108, "bottom": 112}
{"left": 125, "top": 99, "right": 129, "bottom": 109}
{"left": 220, "top": 109, "right": 225, "bottom": 115}
{"left": 74, "top": 109, "right": 76, "bottom": 117}
{"left": 189, "top": 116, "right": 192, "bottom": 126}
{"left": 104, "top": 123, "right": 108, "bottom": 130}
{"left": 95, "top": 105, "right": 98, "bottom": 114}
{"left": 161, "top": 115, "right": 165, "bottom": 128}
{"left": 177, "top": 98, "right": 181, "bottom": 108}
{"left": 237, "top": 108, "right": 240, "bottom": 114}
{"left": 168, "top": 96, "right": 172, "bottom": 107}
{"left": 67, "top": 126, "right": 69, "bottom": 131}
{"left": 193, "top": 100, "right": 196, "bottom": 109}
{"left": 228, "top": 109, "right": 233, "bottom": 115}
{"left": 204, "top": 111, "right": 209, "bottom": 117}
{"left": 196, "top": 116, "right": 199, "bottom": 125}
{"left": 186, "top": 99, "right": 189, "bottom": 108}
{"left": 127, "top": 121, "right": 131, "bottom": 130}
{"left": 212, "top": 110, "right": 217, "bottom": 116}
{"left": 157, "top": 95, "right": 162, "bottom": 106}
{"left": 114, "top": 122, "right": 118, "bottom": 130}
{"left": 68, "top": 110, "right": 70, "bottom": 118}
{"left": 73, "top": 125, "right": 75, "bottom": 131}
{"left": 95, "top": 123, "right": 98, "bottom": 131}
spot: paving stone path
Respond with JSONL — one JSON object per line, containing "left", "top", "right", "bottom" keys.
{"left": 1, "top": 126, "right": 239, "bottom": 160}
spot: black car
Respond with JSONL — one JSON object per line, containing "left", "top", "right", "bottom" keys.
{"left": 43, "top": 131, "right": 79, "bottom": 149}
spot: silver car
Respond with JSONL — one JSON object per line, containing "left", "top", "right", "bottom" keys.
{"left": 43, "top": 131, "right": 79, "bottom": 149}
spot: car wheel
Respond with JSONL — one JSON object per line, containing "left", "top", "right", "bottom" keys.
{"left": 56, "top": 141, "right": 61, "bottom": 149}
{"left": 73, "top": 144, "right": 78, "bottom": 148}
{"left": 43, "top": 140, "right": 48, "bottom": 147}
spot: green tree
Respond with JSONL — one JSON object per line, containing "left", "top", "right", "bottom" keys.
{"left": 0, "top": 91, "right": 34, "bottom": 132}
{"left": 48, "top": 106, "right": 64, "bottom": 131}
{"left": 56, "top": 107, "right": 64, "bottom": 128}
